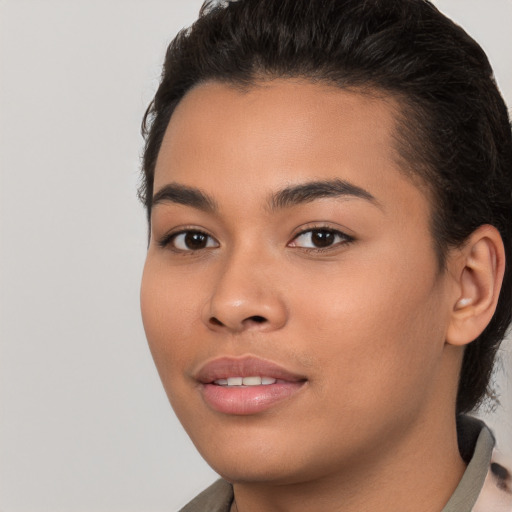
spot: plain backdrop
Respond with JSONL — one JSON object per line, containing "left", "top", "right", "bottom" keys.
{"left": 0, "top": 1, "right": 511, "bottom": 510}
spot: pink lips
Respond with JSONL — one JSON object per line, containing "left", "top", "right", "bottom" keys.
{"left": 195, "top": 356, "right": 307, "bottom": 415}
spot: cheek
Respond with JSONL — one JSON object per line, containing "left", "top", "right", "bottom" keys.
{"left": 288, "top": 250, "right": 447, "bottom": 408}
{"left": 140, "top": 258, "right": 202, "bottom": 376}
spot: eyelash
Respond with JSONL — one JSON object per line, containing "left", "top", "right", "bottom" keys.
{"left": 158, "top": 226, "right": 354, "bottom": 253}
{"left": 158, "top": 229, "right": 219, "bottom": 252}
{"left": 289, "top": 226, "right": 355, "bottom": 252}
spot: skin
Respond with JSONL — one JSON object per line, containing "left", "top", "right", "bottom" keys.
{"left": 140, "top": 80, "right": 504, "bottom": 512}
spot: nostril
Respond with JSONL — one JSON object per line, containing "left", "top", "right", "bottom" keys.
{"left": 209, "top": 317, "right": 224, "bottom": 327}
{"left": 207, "top": 314, "right": 268, "bottom": 330}
{"left": 249, "top": 315, "right": 266, "bottom": 323}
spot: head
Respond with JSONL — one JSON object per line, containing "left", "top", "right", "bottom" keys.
{"left": 140, "top": 0, "right": 512, "bottom": 415}
{"left": 139, "top": 0, "right": 511, "bottom": 487}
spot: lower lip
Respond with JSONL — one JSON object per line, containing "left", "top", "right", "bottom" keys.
{"left": 200, "top": 381, "right": 305, "bottom": 415}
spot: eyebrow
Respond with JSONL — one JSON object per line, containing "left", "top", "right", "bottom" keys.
{"left": 152, "top": 183, "right": 218, "bottom": 212}
{"left": 268, "top": 179, "right": 379, "bottom": 211}
{"left": 151, "top": 178, "right": 378, "bottom": 214}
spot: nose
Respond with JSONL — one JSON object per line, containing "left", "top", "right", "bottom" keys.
{"left": 201, "top": 250, "right": 288, "bottom": 334}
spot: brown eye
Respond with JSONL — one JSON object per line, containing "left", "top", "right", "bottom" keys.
{"left": 171, "top": 231, "right": 219, "bottom": 251}
{"left": 310, "top": 230, "right": 336, "bottom": 247}
{"left": 289, "top": 228, "right": 353, "bottom": 249}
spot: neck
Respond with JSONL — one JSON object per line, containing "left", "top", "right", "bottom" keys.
{"left": 231, "top": 412, "right": 466, "bottom": 512}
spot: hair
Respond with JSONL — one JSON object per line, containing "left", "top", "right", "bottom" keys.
{"left": 140, "top": 0, "right": 512, "bottom": 414}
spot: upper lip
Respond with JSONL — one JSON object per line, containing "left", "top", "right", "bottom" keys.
{"left": 195, "top": 355, "right": 307, "bottom": 384}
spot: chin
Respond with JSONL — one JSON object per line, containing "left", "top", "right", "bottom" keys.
{"left": 188, "top": 425, "right": 308, "bottom": 484}
{"left": 210, "top": 459, "right": 311, "bottom": 486}
{"left": 191, "top": 429, "right": 344, "bottom": 487}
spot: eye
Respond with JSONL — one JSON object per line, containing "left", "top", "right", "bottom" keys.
{"left": 289, "top": 228, "right": 353, "bottom": 250}
{"left": 161, "top": 230, "right": 219, "bottom": 251}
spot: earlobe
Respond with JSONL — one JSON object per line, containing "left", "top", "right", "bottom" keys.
{"left": 446, "top": 225, "right": 505, "bottom": 347}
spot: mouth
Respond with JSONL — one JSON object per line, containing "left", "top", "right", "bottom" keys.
{"left": 195, "top": 356, "right": 307, "bottom": 415}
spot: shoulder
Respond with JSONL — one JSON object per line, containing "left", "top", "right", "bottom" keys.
{"left": 473, "top": 452, "right": 512, "bottom": 512}
{"left": 179, "top": 479, "right": 233, "bottom": 512}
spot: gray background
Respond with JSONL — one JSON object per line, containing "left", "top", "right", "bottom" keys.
{"left": 0, "top": 1, "right": 510, "bottom": 510}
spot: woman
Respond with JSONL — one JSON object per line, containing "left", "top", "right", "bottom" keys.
{"left": 139, "top": 0, "right": 512, "bottom": 510}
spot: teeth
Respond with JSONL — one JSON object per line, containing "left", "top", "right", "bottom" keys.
{"left": 213, "top": 376, "right": 278, "bottom": 386}
{"left": 243, "top": 376, "right": 261, "bottom": 386}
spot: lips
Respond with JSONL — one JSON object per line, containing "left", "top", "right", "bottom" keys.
{"left": 195, "top": 356, "right": 307, "bottom": 415}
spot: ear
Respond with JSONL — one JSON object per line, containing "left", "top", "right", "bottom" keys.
{"left": 446, "top": 225, "right": 505, "bottom": 347}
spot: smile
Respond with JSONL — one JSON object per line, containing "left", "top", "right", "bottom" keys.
{"left": 196, "top": 356, "right": 307, "bottom": 415}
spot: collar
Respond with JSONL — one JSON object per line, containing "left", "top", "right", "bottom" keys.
{"left": 442, "top": 415, "right": 495, "bottom": 512}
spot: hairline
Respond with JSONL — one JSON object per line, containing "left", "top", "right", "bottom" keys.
{"left": 147, "top": 75, "right": 448, "bottom": 269}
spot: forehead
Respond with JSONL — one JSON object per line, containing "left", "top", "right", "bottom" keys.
{"left": 154, "top": 79, "right": 429, "bottom": 218}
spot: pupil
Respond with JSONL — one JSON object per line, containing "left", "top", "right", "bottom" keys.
{"left": 185, "top": 232, "right": 207, "bottom": 249}
{"left": 312, "top": 230, "right": 334, "bottom": 247}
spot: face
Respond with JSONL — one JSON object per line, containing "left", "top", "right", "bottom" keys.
{"left": 141, "top": 80, "right": 459, "bottom": 484}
